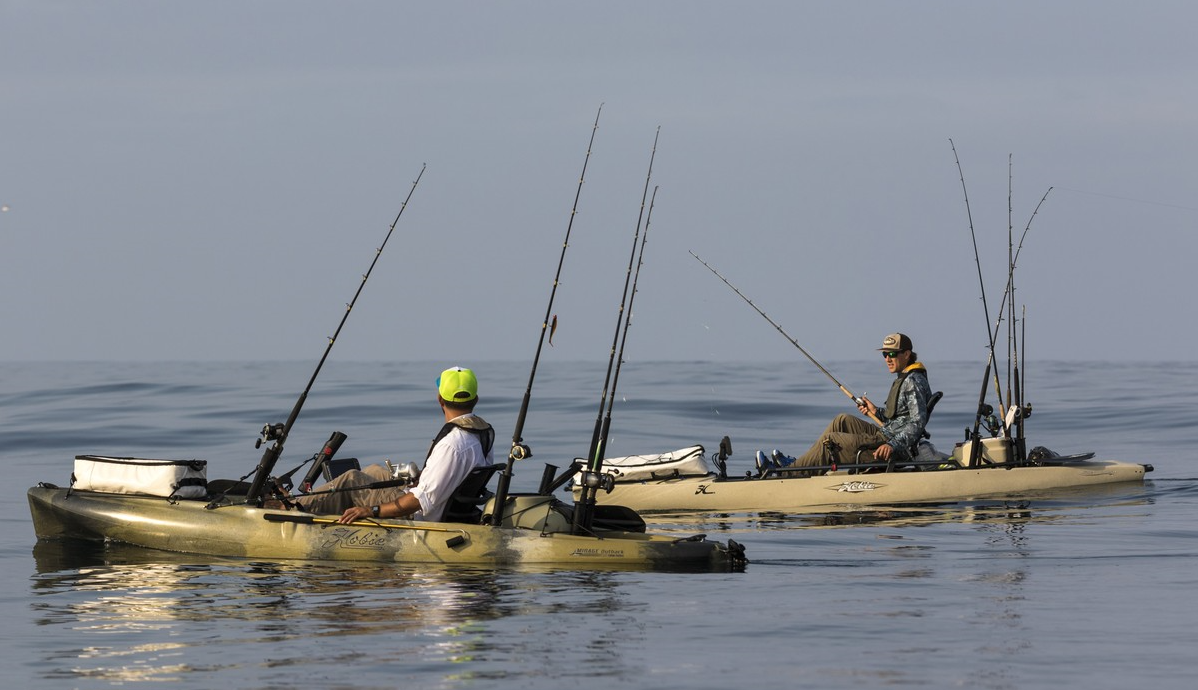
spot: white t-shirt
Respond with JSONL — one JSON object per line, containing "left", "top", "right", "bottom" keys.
{"left": 407, "top": 414, "right": 493, "bottom": 522}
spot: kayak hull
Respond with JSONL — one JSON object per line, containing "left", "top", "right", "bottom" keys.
{"left": 28, "top": 485, "right": 742, "bottom": 569}
{"left": 577, "top": 460, "right": 1151, "bottom": 514}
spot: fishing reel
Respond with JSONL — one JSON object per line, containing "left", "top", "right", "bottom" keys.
{"left": 255, "top": 423, "right": 285, "bottom": 449}
{"left": 510, "top": 441, "right": 532, "bottom": 461}
{"left": 386, "top": 460, "right": 421, "bottom": 484}
{"left": 975, "top": 404, "right": 1003, "bottom": 436}
{"left": 578, "top": 470, "right": 616, "bottom": 494}
{"left": 1009, "top": 403, "right": 1033, "bottom": 422}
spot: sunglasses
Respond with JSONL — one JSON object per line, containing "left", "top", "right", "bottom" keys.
{"left": 881, "top": 350, "right": 905, "bottom": 359}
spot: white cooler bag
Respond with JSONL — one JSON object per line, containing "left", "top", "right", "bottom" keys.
{"left": 72, "top": 455, "right": 208, "bottom": 499}
{"left": 599, "top": 445, "right": 711, "bottom": 482}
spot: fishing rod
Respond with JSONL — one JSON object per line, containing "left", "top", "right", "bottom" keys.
{"left": 954, "top": 143, "right": 1051, "bottom": 465}
{"left": 952, "top": 140, "right": 1007, "bottom": 455}
{"left": 995, "top": 187, "right": 1050, "bottom": 461}
{"left": 241, "top": 164, "right": 426, "bottom": 506}
{"left": 1006, "top": 156, "right": 1016, "bottom": 418}
{"left": 690, "top": 251, "right": 883, "bottom": 426}
{"left": 983, "top": 185, "right": 1050, "bottom": 429}
{"left": 572, "top": 127, "right": 660, "bottom": 535}
{"left": 492, "top": 105, "right": 603, "bottom": 522}
{"left": 575, "top": 181, "right": 658, "bottom": 535}
{"left": 600, "top": 185, "right": 658, "bottom": 460}
{"left": 1012, "top": 304, "right": 1027, "bottom": 452}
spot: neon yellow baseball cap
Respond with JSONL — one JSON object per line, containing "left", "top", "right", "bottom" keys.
{"left": 436, "top": 366, "right": 478, "bottom": 403}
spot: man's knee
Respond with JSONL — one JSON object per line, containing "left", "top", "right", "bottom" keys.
{"left": 331, "top": 469, "right": 370, "bottom": 486}
{"left": 827, "top": 414, "right": 858, "bottom": 432}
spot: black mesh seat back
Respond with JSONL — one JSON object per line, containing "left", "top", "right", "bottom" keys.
{"left": 441, "top": 463, "right": 504, "bottom": 524}
{"left": 922, "top": 391, "right": 943, "bottom": 439}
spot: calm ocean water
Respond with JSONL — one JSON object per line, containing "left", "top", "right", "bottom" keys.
{"left": 3, "top": 359, "right": 1196, "bottom": 689}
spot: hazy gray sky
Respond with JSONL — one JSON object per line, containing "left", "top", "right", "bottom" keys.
{"left": 3, "top": 1, "right": 1194, "bottom": 365}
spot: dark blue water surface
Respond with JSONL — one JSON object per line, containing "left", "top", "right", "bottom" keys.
{"left": 3, "top": 359, "right": 1196, "bottom": 689}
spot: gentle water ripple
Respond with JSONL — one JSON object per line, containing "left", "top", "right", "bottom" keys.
{"left": 4, "top": 360, "right": 1197, "bottom": 689}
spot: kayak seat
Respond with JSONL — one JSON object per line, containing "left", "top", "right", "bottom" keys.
{"left": 854, "top": 391, "right": 943, "bottom": 471}
{"left": 323, "top": 457, "right": 361, "bottom": 481}
{"left": 590, "top": 504, "right": 647, "bottom": 533}
{"left": 441, "top": 463, "right": 505, "bottom": 524}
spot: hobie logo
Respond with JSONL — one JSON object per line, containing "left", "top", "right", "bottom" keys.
{"left": 832, "top": 481, "right": 880, "bottom": 493}
{"left": 320, "top": 527, "right": 388, "bottom": 551}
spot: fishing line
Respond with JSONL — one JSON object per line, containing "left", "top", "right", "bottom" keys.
{"left": 1056, "top": 187, "right": 1198, "bottom": 213}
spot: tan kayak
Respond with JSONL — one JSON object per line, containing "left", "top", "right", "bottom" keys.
{"left": 28, "top": 484, "right": 743, "bottom": 568}
{"left": 574, "top": 444, "right": 1152, "bottom": 514}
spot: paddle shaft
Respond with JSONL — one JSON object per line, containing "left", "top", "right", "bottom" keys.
{"left": 263, "top": 512, "right": 465, "bottom": 535}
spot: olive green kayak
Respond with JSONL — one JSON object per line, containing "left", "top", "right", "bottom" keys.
{"left": 28, "top": 485, "right": 744, "bottom": 569}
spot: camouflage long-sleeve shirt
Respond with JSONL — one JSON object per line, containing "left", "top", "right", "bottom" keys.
{"left": 876, "top": 363, "right": 932, "bottom": 459}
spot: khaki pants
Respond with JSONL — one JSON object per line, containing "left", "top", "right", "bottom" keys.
{"left": 792, "top": 414, "right": 887, "bottom": 468}
{"left": 294, "top": 464, "right": 408, "bottom": 515}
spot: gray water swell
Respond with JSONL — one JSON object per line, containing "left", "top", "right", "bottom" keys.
{"left": 4, "top": 360, "right": 1196, "bottom": 689}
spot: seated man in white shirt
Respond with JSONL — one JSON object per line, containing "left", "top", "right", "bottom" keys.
{"left": 295, "top": 366, "right": 494, "bottom": 523}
